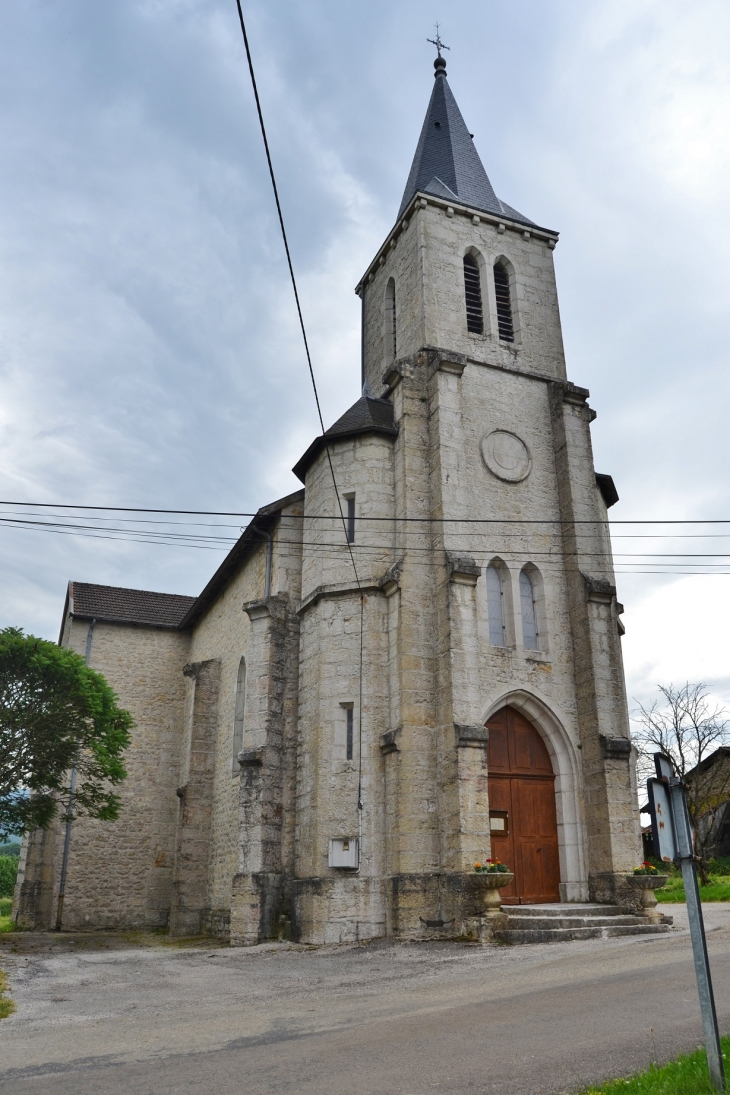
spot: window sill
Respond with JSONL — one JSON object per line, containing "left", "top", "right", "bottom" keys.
{"left": 523, "top": 649, "right": 550, "bottom": 664}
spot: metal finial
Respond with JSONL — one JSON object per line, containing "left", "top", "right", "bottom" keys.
{"left": 427, "top": 24, "right": 450, "bottom": 58}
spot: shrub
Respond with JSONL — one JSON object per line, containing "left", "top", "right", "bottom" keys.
{"left": 0, "top": 857, "right": 18, "bottom": 898}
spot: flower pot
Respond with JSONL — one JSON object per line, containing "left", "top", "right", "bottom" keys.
{"left": 479, "top": 872, "right": 515, "bottom": 915}
{"left": 629, "top": 874, "right": 668, "bottom": 921}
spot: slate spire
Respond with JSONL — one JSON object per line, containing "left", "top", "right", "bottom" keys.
{"left": 397, "top": 55, "right": 534, "bottom": 227}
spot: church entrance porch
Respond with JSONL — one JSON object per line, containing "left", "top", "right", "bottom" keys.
{"left": 487, "top": 706, "right": 561, "bottom": 904}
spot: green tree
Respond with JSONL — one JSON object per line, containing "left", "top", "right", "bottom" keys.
{"left": 0, "top": 627, "right": 132, "bottom": 837}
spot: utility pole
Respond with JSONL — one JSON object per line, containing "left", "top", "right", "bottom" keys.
{"left": 648, "top": 753, "right": 725, "bottom": 1091}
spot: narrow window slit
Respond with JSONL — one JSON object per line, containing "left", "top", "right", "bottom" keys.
{"left": 385, "top": 279, "right": 397, "bottom": 362}
{"left": 486, "top": 564, "right": 506, "bottom": 647}
{"left": 346, "top": 496, "right": 355, "bottom": 544}
{"left": 520, "top": 570, "right": 539, "bottom": 650}
{"left": 232, "top": 657, "right": 246, "bottom": 772}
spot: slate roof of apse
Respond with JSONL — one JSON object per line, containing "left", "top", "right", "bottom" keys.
{"left": 69, "top": 582, "right": 196, "bottom": 629}
{"left": 397, "top": 64, "right": 550, "bottom": 232}
{"left": 595, "top": 473, "right": 619, "bottom": 509}
{"left": 292, "top": 395, "right": 398, "bottom": 483}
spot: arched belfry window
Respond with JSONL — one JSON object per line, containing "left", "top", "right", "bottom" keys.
{"left": 520, "top": 569, "right": 539, "bottom": 650}
{"left": 486, "top": 564, "right": 506, "bottom": 647}
{"left": 494, "top": 262, "right": 514, "bottom": 343}
{"left": 463, "top": 254, "right": 483, "bottom": 334}
{"left": 232, "top": 657, "right": 246, "bottom": 772}
{"left": 385, "top": 278, "right": 397, "bottom": 363}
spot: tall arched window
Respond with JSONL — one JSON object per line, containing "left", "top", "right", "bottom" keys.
{"left": 494, "top": 262, "right": 514, "bottom": 343}
{"left": 463, "top": 254, "right": 483, "bottom": 334}
{"left": 385, "top": 278, "right": 397, "bottom": 362}
{"left": 486, "top": 564, "right": 506, "bottom": 647}
{"left": 232, "top": 657, "right": 246, "bottom": 772}
{"left": 520, "top": 570, "right": 539, "bottom": 650}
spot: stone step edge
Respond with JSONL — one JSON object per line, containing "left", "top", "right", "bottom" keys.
{"left": 495, "top": 924, "right": 672, "bottom": 944}
{"left": 503, "top": 915, "right": 650, "bottom": 929}
{"left": 501, "top": 904, "right": 630, "bottom": 917}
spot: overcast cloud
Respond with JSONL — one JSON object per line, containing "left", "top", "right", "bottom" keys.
{"left": 1, "top": 0, "right": 729, "bottom": 718}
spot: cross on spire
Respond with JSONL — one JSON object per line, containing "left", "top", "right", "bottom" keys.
{"left": 427, "top": 25, "right": 450, "bottom": 58}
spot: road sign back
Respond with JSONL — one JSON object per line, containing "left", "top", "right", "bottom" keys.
{"left": 647, "top": 777, "right": 677, "bottom": 863}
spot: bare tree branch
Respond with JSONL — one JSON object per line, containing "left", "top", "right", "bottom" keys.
{"left": 633, "top": 683, "right": 730, "bottom": 883}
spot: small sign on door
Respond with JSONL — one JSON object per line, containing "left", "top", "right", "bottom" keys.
{"left": 490, "top": 811, "right": 509, "bottom": 835}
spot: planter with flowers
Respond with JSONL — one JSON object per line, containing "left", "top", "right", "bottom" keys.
{"left": 628, "top": 862, "right": 668, "bottom": 920}
{"left": 473, "top": 860, "right": 514, "bottom": 915}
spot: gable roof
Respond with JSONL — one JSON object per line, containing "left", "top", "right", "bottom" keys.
{"left": 178, "top": 489, "right": 305, "bottom": 629}
{"left": 62, "top": 489, "right": 306, "bottom": 638}
{"left": 397, "top": 59, "right": 543, "bottom": 231}
{"left": 292, "top": 395, "right": 398, "bottom": 483}
{"left": 68, "top": 582, "right": 195, "bottom": 629}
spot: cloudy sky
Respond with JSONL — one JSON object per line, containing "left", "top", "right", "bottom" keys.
{"left": 1, "top": 0, "right": 729, "bottom": 715}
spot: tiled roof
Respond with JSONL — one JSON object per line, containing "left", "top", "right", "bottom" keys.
{"left": 397, "top": 63, "right": 539, "bottom": 229}
{"left": 292, "top": 396, "right": 397, "bottom": 483}
{"left": 70, "top": 582, "right": 196, "bottom": 628}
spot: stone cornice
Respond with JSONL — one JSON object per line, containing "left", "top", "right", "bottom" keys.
{"left": 298, "top": 580, "right": 382, "bottom": 615}
{"left": 446, "top": 551, "right": 481, "bottom": 586}
{"left": 355, "top": 193, "right": 559, "bottom": 295}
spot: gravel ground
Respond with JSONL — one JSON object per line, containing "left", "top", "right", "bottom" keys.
{"left": 1, "top": 904, "right": 729, "bottom": 1095}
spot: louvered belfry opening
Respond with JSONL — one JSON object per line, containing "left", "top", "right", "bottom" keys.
{"left": 494, "top": 262, "right": 514, "bottom": 342}
{"left": 385, "top": 278, "right": 397, "bottom": 362}
{"left": 463, "top": 254, "right": 483, "bottom": 334}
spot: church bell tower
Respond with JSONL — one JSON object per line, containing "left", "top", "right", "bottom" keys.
{"left": 292, "top": 48, "right": 642, "bottom": 942}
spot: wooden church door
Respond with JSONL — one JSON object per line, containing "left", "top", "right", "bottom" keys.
{"left": 487, "top": 706, "right": 561, "bottom": 904}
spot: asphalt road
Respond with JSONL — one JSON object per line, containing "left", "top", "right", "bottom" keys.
{"left": 2, "top": 904, "right": 730, "bottom": 1095}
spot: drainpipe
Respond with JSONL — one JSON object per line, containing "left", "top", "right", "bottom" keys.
{"left": 55, "top": 617, "right": 95, "bottom": 931}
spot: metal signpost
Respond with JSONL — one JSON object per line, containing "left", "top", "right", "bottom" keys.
{"left": 647, "top": 753, "right": 725, "bottom": 1091}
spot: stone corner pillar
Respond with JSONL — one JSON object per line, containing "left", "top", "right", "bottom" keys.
{"left": 548, "top": 382, "right": 642, "bottom": 895}
{"left": 440, "top": 553, "right": 490, "bottom": 875}
{"left": 169, "top": 658, "right": 220, "bottom": 937}
{"left": 13, "top": 823, "right": 59, "bottom": 930}
{"left": 230, "top": 595, "right": 297, "bottom": 945}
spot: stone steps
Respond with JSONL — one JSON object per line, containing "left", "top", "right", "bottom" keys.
{"left": 494, "top": 902, "right": 672, "bottom": 945}
{"left": 503, "top": 914, "right": 645, "bottom": 931}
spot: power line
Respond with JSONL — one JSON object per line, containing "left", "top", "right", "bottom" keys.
{"left": 233, "top": 4, "right": 366, "bottom": 839}
{"left": 233, "top": 1, "right": 360, "bottom": 592}
{"left": 3, "top": 498, "right": 730, "bottom": 526}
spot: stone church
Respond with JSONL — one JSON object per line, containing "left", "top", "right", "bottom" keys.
{"left": 15, "top": 54, "right": 643, "bottom": 944}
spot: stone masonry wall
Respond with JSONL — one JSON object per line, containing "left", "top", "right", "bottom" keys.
{"left": 187, "top": 499, "right": 303, "bottom": 936}
{"left": 19, "top": 617, "right": 192, "bottom": 931}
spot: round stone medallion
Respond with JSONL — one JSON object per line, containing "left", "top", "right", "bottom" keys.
{"left": 481, "top": 430, "right": 531, "bottom": 483}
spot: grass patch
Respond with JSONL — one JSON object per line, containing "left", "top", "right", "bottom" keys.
{"left": 0, "top": 969, "right": 15, "bottom": 1019}
{"left": 581, "top": 1036, "right": 730, "bottom": 1093}
{"left": 656, "top": 874, "right": 730, "bottom": 903}
{"left": 0, "top": 897, "right": 14, "bottom": 933}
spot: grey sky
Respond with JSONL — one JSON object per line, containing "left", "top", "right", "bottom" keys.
{"left": 1, "top": 0, "right": 729, "bottom": 711}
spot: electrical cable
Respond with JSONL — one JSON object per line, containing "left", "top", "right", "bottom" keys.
{"left": 232, "top": 3, "right": 366, "bottom": 847}
{"left": 4, "top": 497, "right": 730, "bottom": 525}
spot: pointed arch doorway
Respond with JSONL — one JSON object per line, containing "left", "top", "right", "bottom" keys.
{"left": 487, "top": 706, "right": 561, "bottom": 904}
